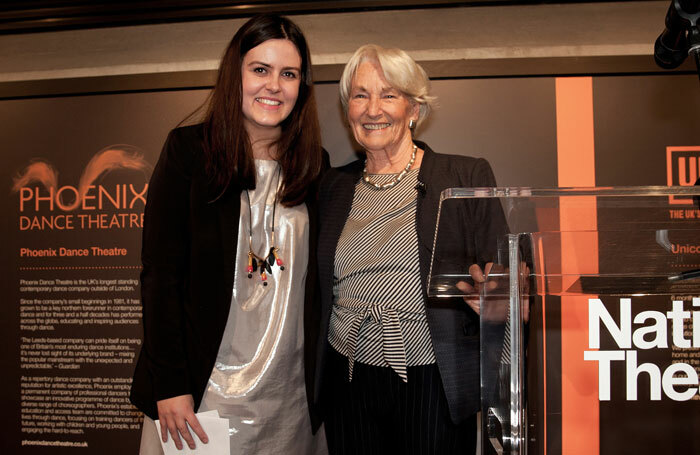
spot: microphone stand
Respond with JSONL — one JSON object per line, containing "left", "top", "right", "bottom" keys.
{"left": 688, "top": 10, "right": 700, "bottom": 86}
{"left": 692, "top": 34, "right": 700, "bottom": 86}
{"left": 655, "top": 0, "right": 700, "bottom": 87}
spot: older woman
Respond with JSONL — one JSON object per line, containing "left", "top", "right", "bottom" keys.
{"left": 314, "top": 44, "right": 506, "bottom": 454}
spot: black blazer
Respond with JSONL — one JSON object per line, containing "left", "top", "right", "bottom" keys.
{"left": 130, "top": 124, "right": 325, "bottom": 430}
{"left": 314, "top": 141, "right": 506, "bottom": 424}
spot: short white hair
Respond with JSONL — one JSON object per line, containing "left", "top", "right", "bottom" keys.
{"left": 339, "top": 44, "right": 436, "bottom": 128}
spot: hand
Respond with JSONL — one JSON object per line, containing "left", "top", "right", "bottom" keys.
{"left": 456, "top": 262, "right": 531, "bottom": 323}
{"left": 156, "top": 394, "right": 208, "bottom": 450}
{"left": 456, "top": 262, "right": 495, "bottom": 315}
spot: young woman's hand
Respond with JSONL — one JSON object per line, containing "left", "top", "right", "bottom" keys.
{"left": 156, "top": 394, "right": 209, "bottom": 450}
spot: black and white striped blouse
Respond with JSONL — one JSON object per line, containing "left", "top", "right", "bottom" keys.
{"left": 328, "top": 169, "right": 436, "bottom": 382}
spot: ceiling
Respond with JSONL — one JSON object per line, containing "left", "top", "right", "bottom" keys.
{"left": 0, "top": 1, "right": 687, "bottom": 97}
{"left": 0, "top": 0, "right": 660, "bottom": 34}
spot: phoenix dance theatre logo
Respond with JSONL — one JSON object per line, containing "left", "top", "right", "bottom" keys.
{"left": 12, "top": 146, "right": 152, "bottom": 231}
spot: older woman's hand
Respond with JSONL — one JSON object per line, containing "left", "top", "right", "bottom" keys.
{"left": 455, "top": 263, "right": 495, "bottom": 314}
{"left": 456, "top": 262, "right": 531, "bottom": 323}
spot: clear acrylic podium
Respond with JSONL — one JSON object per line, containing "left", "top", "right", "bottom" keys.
{"left": 428, "top": 186, "right": 700, "bottom": 455}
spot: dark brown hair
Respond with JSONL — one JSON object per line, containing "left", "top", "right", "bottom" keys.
{"left": 203, "top": 14, "right": 322, "bottom": 206}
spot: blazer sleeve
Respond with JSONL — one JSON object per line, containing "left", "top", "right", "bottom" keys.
{"left": 466, "top": 157, "right": 509, "bottom": 267}
{"left": 139, "top": 128, "right": 195, "bottom": 401}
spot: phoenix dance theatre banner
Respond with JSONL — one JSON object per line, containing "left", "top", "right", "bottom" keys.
{"left": 0, "top": 90, "right": 208, "bottom": 453}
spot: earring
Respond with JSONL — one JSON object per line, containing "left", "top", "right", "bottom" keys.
{"left": 409, "top": 119, "right": 416, "bottom": 130}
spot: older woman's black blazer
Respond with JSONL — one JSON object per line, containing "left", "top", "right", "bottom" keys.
{"left": 314, "top": 141, "right": 506, "bottom": 424}
{"left": 130, "top": 124, "right": 324, "bottom": 430}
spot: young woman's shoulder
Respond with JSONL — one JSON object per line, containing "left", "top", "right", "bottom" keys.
{"left": 158, "top": 123, "right": 207, "bottom": 172}
{"left": 167, "top": 123, "right": 205, "bottom": 150}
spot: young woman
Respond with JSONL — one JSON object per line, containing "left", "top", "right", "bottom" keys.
{"left": 130, "top": 14, "right": 327, "bottom": 454}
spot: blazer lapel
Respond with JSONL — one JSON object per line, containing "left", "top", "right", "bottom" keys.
{"left": 415, "top": 143, "right": 438, "bottom": 299}
{"left": 217, "top": 185, "right": 241, "bottom": 301}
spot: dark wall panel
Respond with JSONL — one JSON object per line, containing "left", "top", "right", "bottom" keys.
{"left": 594, "top": 74, "right": 700, "bottom": 187}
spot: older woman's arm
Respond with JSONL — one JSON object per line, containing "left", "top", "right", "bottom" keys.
{"left": 456, "top": 157, "right": 510, "bottom": 315}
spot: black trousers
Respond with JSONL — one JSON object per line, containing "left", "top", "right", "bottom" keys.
{"left": 324, "top": 347, "right": 477, "bottom": 455}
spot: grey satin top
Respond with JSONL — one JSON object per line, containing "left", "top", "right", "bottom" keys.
{"left": 198, "top": 159, "right": 326, "bottom": 455}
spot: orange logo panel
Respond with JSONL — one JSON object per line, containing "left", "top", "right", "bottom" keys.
{"left": 667, "top": 146, "right": 700, "bottom": 204}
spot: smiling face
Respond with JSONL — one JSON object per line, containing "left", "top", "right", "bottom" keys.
{"left": 241, "top": 39, "right": 302, "bottom": 141}
{"left": 347, "top": 59, "right": 418, "bottom": 157}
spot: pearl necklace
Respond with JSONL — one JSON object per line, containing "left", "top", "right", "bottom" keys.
{"left": 362, "top": 144, "right": 417, "bottom": 190}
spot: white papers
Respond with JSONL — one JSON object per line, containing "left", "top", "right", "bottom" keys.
{"left": 154, "top": 410, "right": 230, "bottom": 455}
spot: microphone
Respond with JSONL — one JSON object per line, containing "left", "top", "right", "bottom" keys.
{"left": 415, "top": 181, "right": 426, "bottom": 195}
{"left": 654, "top": 0, "right": 700, "bottom": 69}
